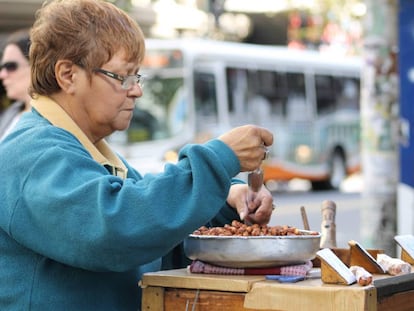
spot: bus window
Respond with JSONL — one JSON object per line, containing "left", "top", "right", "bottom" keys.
{"left": 226, "top": 68, "right": 288, "bottom": 127}
{"left": 286, "top": 72, "right": 308, "bottom": 121}
{"left": 269, "top": 71, "right": 289, "bottom": 117}
{"left": 126, "top": 76, "right": 184, "bottom": 142}
{"left": 315, "top": 75, "right": 336, "bottom": 115}
{"left": 335, "top": 77, "right": 360, "bottom": 110}
{"left": 127, "top": 106, "right": 159, "bottom": 142}
{"left": 226, "top": 68, "right": 247, "bottom": 125}
{"left": 226, "top": 69, "right": 308, "bottom": 125}
{"left": 245, "top": 70, "right": 273, "bottom": 126}
{"left": 315, "top": 75, "right": 360, "bottom": 116}
{"left": 194, "top": 72, "right": 219, "bottom": 136}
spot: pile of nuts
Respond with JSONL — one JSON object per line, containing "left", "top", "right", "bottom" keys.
{"left": 192, "top": 220, "right": 318, "bottom": 237}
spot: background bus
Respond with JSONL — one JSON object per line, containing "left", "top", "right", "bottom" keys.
{"left": 109, "top": 38, "right": 362, "bottom": 191}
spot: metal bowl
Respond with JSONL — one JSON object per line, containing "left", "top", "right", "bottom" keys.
{"left": 184, "top": 230, "right": 321, "bottom": 268}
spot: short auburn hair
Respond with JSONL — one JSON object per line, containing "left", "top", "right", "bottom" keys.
{"left": 29, "top": 0, "right": 145, "bottom": 96}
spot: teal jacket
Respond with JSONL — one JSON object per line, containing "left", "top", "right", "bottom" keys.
{"left": 0, "top": 108, "right": 240, "bottom": 310}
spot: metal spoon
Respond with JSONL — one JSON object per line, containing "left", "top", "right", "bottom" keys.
{"left": 241, "top": 168, "right": 264, "bottom": 223}
{"left": 248, "top": 168, "right": 264, "bottom": 194}
{"left": 241, "top": 147, "right": 268, "bottom": 222}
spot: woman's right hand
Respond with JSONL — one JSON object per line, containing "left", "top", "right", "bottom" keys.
{"left": 218, "top": 125, "right": 273, "bottom": 172}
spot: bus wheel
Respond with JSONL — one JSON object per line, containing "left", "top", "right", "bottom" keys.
{"left": 311, "top": 180, "right": 331, "bottom": 191}
{"left": 328, "top": 151, "right": 347, "bottom": 190}
{"left": 311, "top": 151, "right": 346, "bottom": 191}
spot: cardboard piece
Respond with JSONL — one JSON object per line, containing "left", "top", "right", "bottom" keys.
{"left": 394, "top": 235, "right": 414, "bottom": 264}
{"left": 316, "top": 248, "right": 356, "bottom": 285}
{"left": 348, "top": 240, "right": 386, "bottom": 274}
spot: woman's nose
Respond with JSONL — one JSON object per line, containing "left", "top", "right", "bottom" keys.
{"left": 0, "top": 68, "right": 7, "bottom": 79}
{"left": 127, "top": 83, "right": 143, "bottom": 98}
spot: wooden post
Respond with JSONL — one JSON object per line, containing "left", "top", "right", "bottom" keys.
{"left": 320, "top": 200, "right": 337, "bottom": 248}
{"left": 360, "top": 0, "right": 399, "bottom": 255}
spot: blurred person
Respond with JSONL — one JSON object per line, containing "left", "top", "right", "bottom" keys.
{"left": 0, "top": 28, "right": 31, "bottom": 141}
{"left": 0, "top": 1, "right": 274, "bottom": 310}
{"left": 0, "top": 82, "right": 10, "bottom": 113}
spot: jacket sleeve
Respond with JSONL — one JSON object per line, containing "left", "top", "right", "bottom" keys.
{"left": 4, "top": 127, "right": 240, "bottom": 272}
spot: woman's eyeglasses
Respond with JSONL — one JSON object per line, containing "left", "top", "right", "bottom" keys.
{"left": 94, "top": 68, "right": 144, "bottom": 90}
{"left": 0, "top": 61, "right": 19, "bottom": 73}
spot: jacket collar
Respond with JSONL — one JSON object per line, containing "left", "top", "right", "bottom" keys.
{"left": 30, "top": 96, "right": 128, "bottom": 179}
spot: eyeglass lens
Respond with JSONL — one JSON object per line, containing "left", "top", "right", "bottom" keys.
{"left": 122, "top": 75, "right": 144, "bottom": 90}
{"left": 0, "top": 61, "right": 18, "bottom": 72}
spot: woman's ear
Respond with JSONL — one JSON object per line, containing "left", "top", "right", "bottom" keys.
{"left": 54, "top": 60, "right": 79, "bottom": 94}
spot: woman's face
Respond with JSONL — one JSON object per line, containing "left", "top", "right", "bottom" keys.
{"left": 73, "top": 50, "right": 143, "bottom": 142}
{"left": 0, "top": 44, "right": 31, "bottom": 102}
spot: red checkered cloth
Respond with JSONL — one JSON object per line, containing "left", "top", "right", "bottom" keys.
{"left": 189, "top": 260, "right": 312, "bottom": 276}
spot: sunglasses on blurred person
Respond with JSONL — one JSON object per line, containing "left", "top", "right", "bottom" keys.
{"left": 0, "top": 61, "right": 19, "bottom": 73}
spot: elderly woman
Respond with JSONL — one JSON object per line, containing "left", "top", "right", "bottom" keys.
{"left": 0, "top": 0, "right": 274, "bottom": 310}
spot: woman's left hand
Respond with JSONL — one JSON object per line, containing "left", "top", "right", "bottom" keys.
{"left": 227, "top": 183, "right": 274, "bottom": 225}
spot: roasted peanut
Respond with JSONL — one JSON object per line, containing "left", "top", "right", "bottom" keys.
{"left": 192, "top": 220, "right": 319, "bottom": 237}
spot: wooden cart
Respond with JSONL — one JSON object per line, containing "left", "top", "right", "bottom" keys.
{"left": 140, "top": 268, "right": 414, "bottom": 311}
